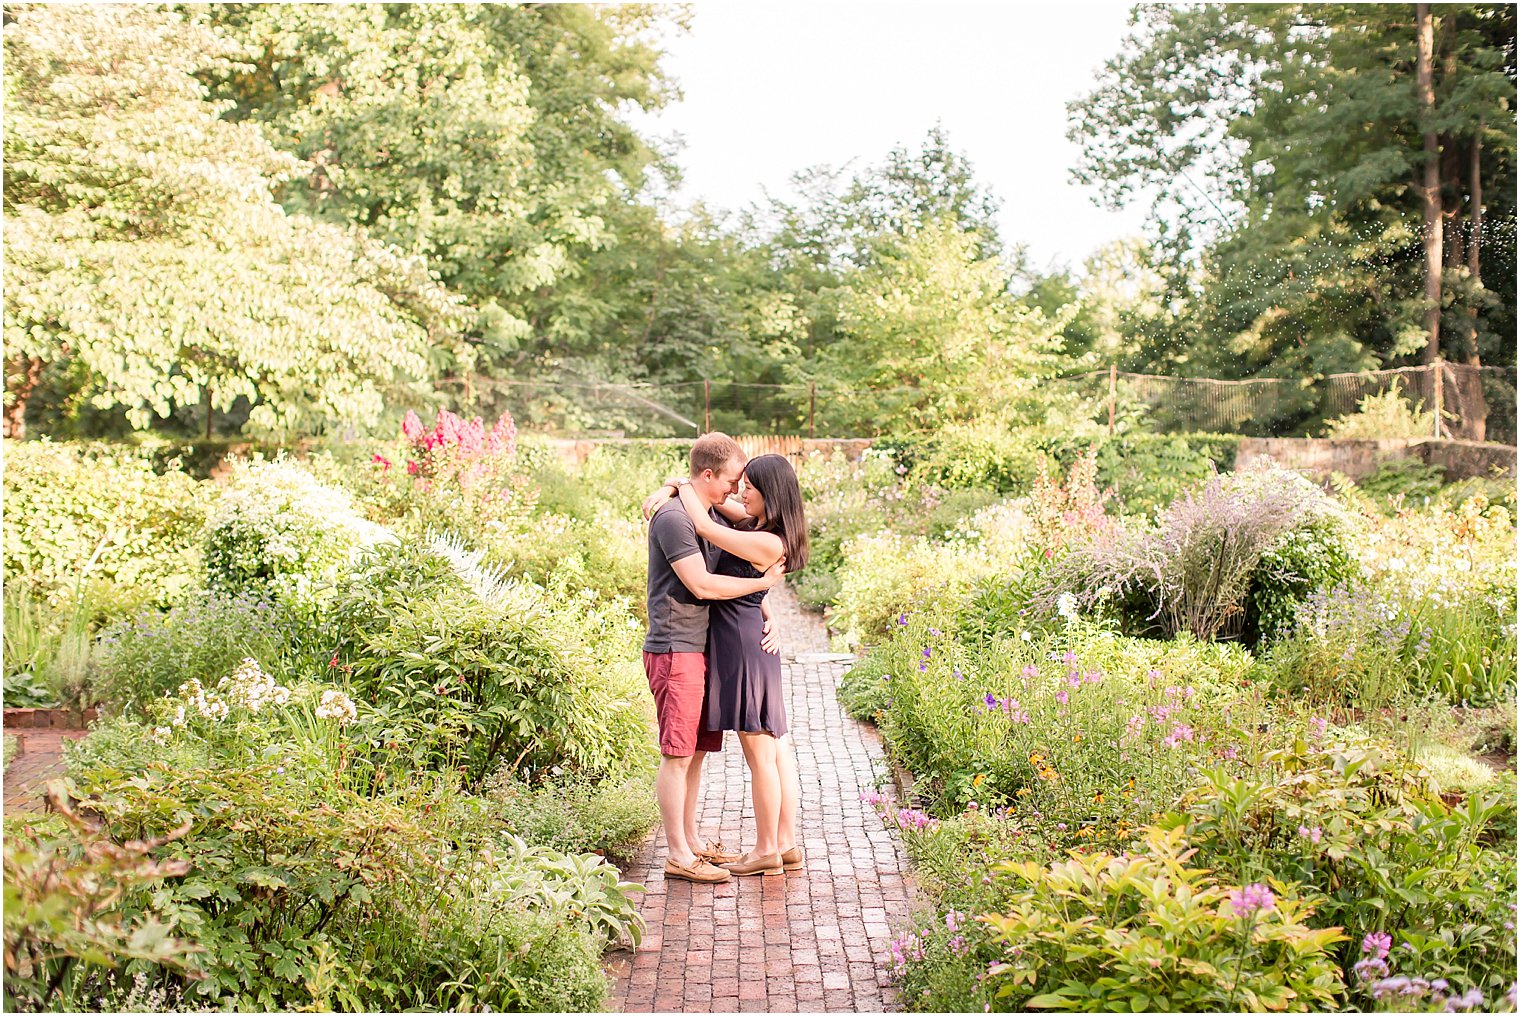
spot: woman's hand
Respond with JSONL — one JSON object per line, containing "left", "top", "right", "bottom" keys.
{"left": 760, "top": 618, "right": 781, "bottom": 655}
{"left": 640, "top": 478, "right": 681, "bottom": 520}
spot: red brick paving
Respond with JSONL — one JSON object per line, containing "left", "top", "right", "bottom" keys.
{"left": 3, "top": 729, "right": 86, "bottom": 812}
{"left": 608, "top": 587, "right": 913, "bottom": 1013}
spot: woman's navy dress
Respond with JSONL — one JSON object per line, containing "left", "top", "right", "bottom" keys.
{"left": 705, "top": 547, "right": 788, "bottom": 737}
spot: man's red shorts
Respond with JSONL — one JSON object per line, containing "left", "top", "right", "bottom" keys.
{"left": 644, "top": 651, "right": 724, "bottom": 756}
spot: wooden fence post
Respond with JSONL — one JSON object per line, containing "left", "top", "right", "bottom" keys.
{"left": 1432, "top": 359, "right": 1444, "bottom": 439}
{"left": 1107, "top": 364, "right": 1118, "bottom": 435}
{"left": 809, "top": 382, "right": 816, "bottom": 438}
{"left": 703, "top": 379, "right": 711, "bottom": 434}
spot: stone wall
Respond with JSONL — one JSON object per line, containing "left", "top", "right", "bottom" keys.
{"left": 1235, "top": 437, "right": 1516, "bottom": 481}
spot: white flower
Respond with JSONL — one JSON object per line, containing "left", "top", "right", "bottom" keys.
{"left": 151, "top": 726, "right": 172, "bottom": 744}
{"left": 1019, "top": 631, "right": 1033, "bottom": 643}
{"left": 315, "top": 690, "right": 358, "bottom": 725}
{"left": 1057, "top": 593, "right": 1079, "bottom": 621}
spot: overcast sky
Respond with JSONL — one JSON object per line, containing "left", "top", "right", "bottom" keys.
{"left": 628, "top": 1, "right": 1154, "bottom": 273}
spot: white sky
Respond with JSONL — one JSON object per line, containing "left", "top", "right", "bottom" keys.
{"left": 629, "top": 1, "right": 1155, "bottom": 273}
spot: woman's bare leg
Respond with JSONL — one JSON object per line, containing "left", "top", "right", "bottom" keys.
{"left": 737, "top": 731, "right": 782, "bottom": 857}
{"left": 776, "top": 734, "right": 800, "bottom": 853}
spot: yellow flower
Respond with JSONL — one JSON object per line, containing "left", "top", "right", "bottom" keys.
{"left": 972, "top": 773, "right": 985, "bottom": 787}
{"left": 1093, "top": 792, "right": 1105, "bottom": 804}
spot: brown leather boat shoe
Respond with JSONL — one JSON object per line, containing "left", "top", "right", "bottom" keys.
{"left": 696, "top": 840, "right": 744, "bottom": 865}
{"left": 722, "top": 852, "right": 784, "bottom": 876}
{"left": 664, "top": 858, "right": 732, "bottom": 883}
{"left": 780, "top": 847, "right": 804, "bottom": 871}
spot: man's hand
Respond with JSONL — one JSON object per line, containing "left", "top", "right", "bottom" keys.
{"left": 641, "top": 484, "right": 676, "bottom": 520}
{"left": 760, "top": 618, "right": 781, "bottom": 655}
{"left": 762, "top": 557, "right": 786, "bottom": 588}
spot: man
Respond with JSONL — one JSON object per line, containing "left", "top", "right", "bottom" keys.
{"left": 644, "top": 432, "right": 784, "bottom": 884}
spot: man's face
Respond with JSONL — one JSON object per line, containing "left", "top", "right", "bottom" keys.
{"left": 693, "top": 454, "right": 746, "bottom": 507}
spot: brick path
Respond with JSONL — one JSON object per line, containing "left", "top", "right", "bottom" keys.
{"left": 607, "top": 586, "right": 913, "bottom": 1013}
{"left": 3, "top": 729, "right": 85, "bottom": 811}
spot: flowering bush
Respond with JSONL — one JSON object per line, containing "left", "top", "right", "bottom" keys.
{"left": 976, "top": 826, "right": 1346, "bottom": 1012}
{"left": 204, "top": 459, "right": 391, "bottom": 604}
{"left": 1167, "top": 742, "right": 1518, "bottom": 1002}
{"left": 356, "top": 409, "right": 538, "bottom": 539}
{"left": 93, "top": 591, "right": 286, "bottom": 714}
{"left": 848, "top": 614, "right": 1261, "bottom": 834}
{"left": 1037, "top": 462, "right": 1345, "bottom": 641}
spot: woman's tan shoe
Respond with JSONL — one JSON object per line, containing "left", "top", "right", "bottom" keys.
{"left": 780, "top": 847, "right": 804, "bottom": 871}
{"left": 722, "top": 852, "right": 784, "bottom": 876}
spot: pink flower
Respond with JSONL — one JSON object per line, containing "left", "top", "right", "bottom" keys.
{"left": 372, "top": 453, "right": 391, "bottom": 472}
{"left": 401, "top": 410, "right": 424, "bottom": 440}
{"left": 1055, "top": 689, "right": 1069, "bottom": 706}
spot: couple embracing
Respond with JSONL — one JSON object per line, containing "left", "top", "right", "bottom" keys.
{"left": 640, "top": 432, "right": 810, "bottom": 884}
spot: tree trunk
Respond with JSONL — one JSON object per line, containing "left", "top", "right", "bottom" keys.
{"left": 3, "top": 356, "right": 45, "bottom": 439}
{"left": 1461, "top": 119, "right": 1488, "bottom": 441}
{"left": 1417, "top": 3, "right": 1443, "bottom": 365}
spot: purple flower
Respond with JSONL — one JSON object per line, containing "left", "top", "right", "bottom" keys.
{"left": 1229, "top": 883, "right": 1275, "bottom": 918}
{"left": 897, "top": 613, "right": 909, "bottom": 626}
{"left": 953, "top": 668, "right": 964, "bottom": 681}
{"left": 1362, "top": 931, "right": 1391, "bottom": 960}
{"left": 1055, "top": 689, "right": 1069, "bottom": 706}
{"left": 984, "top": 692, "right": 999, "bottom": 709}
{"left": 1354, "top": 957, "right": 1390, "bottom": 983}
{"left": 918, "top": 661, "right": 928, "bottom": 672}
{"left": 1061, "top": 650, "right": 1078, "bottom": 666}
{"left": 1447, "top": 988, "right": 1485, "bottom": 1012}
{"left": 922, "top": 647, "right": 932, "bottom": 660}
{"left": 1066, "top": 671, "right": 1082, "bottom": 688}
{"left": 928, "top": 627, "right": 941, "bottom": 637}
{"left": 1309, "top": 716, "right": 1327, "bottom": 741}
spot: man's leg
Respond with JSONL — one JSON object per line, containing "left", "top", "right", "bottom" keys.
{"left": 683, "top": 749, "right": 705, "bottom": 850}
{"left": 657, "top": 753, "right": 697, "bottom": 867}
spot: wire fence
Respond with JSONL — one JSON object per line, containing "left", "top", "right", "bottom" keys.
{"left": 419, "top": 362, "right": 1517, "bottom": 445}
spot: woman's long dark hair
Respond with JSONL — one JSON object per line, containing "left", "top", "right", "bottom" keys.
{"left": 743, "top": 454, "right": 809, "bottom": 572}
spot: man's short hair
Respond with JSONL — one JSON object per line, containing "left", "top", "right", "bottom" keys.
{"left": 690, "top": 432, "right": 744, "bottom": 476}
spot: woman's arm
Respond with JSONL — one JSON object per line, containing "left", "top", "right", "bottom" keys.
{"left": 640, "top": 477, "right": 681, "bottom": 521}
{"left": 676, "top": 483, "right": 784, "bottom": 570}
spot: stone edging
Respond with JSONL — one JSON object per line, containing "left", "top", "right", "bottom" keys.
{"left": 3, "top": 707, "right": 97, "bottom": 730}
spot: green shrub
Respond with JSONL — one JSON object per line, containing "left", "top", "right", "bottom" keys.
{"left": 1354, "top": 458, "right": 1449, "bottom": 509}
{"left": 60, "top": 760, "right": 627, "bottom": 1012}
{"left": 2, "top": 440, "right": 205, "bottom": 610}
{"left": 1094, "top": 432, "right": 1240, "bottom": 514}
{"left": 331, "top": 538, "right": 655, "bottom": 785}
{"left": 485, "top": 770, "right": 660, "bottom": 862}
{"left": 1324, "top": 381, "right": 1438, "bottom": 439}
{"left": 1250, "top": 513, "right": 1361, "bottom": 643}
{"left": 205, "top": 459, "right": 391, "bottom": 604}
{"left": 904, "top": 421, "right": 1046, "bottom": 494}
{"left": 831, "top": 501, "right": 1037, "bottom": 648}
{"left": 3, "top": 810, "right": 201, "bottom": 1013}
{"left": 976, "top": 826, "right": 1346, "bottom": 1013}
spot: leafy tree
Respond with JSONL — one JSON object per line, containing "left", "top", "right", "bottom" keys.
{"left": 1070, "top": 3, "right": 1515, "bottom": 435}
{"left": 2, "top": 3, "right": 463, "bottom": 438}
{"left": 200, "top": 3, "right": 686, "bottom": 376}
{"left": 810, "top": 217, "right": 1064, "bottom": 434}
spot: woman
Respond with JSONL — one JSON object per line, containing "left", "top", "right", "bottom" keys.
{"left": 652, "top": 453, "right": 809, "bottom": 876}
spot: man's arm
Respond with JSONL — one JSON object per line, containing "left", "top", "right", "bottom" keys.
{"left": 670, "top": 555, "right": 785, "bottom": 601}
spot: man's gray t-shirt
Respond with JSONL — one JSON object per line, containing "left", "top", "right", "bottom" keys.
{"left": 644, "top": 499, "right": 722, "bottom": 654}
